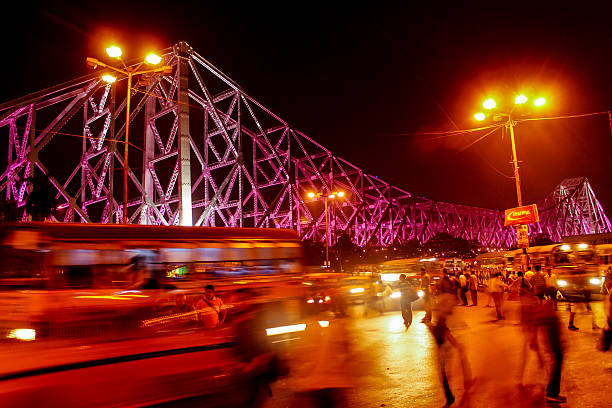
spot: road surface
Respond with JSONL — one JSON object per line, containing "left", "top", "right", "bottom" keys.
{"left": 266, "top": 294, "right": 612, "bottom": 407}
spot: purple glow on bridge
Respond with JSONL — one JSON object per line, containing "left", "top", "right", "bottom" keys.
{"left": 0, "top": 42, "right": 609, "bottom": 247}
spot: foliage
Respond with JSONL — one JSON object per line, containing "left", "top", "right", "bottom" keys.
{"left": 25, "top": 175, "right": 57, "bottom": 221}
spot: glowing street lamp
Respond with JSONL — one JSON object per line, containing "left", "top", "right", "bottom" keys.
{"left": 101, "top": 74, "right": 117, "bottom": 84}
{"left": 534, "top": 97, "right": 546, "bottom": 107}
{"left": 483, "top": 98, "right": 496, "bottom": 110}
{"left": 86, "top": 46, "right": 172, "bottom": 224}
{"left": 473, "top": 92, "right": 548, "bottom": 254}
{"left": 106, "top": 46, "right": 123, "bottom": 58}
{"left": 514, "top": 94, "right": 528, "bottom": 105}
{"left": 307, "top": 190, "right": 345, "bottom": 268}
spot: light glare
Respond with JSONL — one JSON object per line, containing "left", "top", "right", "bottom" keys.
{"left": 101, "top": 75, "right": 117, "bottom": 84}
{"left": 337, "top": 191, "right": 345, "bottom": 197}
{"left": 534, "top": 97, "right": 546, "bottom": 107}
{"left": 515, "top": 94, "right": 528, "bottom": 104}
{"left": 145, "top": 53, "right": 162, "bottom": 65}
{"left": 106, "top": 46, "right": 122, "bottom": 58}
{"left": 318, "top": 321, "right": 330, "bottom": 328}
{"left": 328, "top": 194, "right": 336, "bottom": 199}
{"left": 307, "top": 192, "right": 315, "bottom": 198}
{"left": 350, "top": 287, "right": 365, "bottom": 294}
{"left": 474, "top": 112, "right": 486, "bottom": 121}
{"left": 7, "top": 328, "right": 36, "bottom": 341}
{"left": 483, "top": 98, "right": 496, "bottom": 110}
{"left": 265, "top": 323, "right": 306, "bottom": 336}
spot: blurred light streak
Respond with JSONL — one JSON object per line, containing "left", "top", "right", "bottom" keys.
{"left": 7, "top": 328, "right": 36, "bottom": 341}
{"left": 265, "top": 323, "right": 306, "bottom": 336}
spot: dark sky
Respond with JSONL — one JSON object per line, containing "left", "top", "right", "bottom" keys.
{"left": 3, "top": 2, "right": 612, "bottom": 213}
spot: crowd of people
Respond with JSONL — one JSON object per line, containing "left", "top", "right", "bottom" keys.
{"left": 393, "top": 264, "right": 612, "bottom": 406}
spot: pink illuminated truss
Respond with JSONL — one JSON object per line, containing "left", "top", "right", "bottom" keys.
{"left": 0, "top": 42, "right": 609, "bottom": 247}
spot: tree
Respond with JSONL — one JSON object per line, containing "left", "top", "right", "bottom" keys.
{"left": 531, "top": 233, "right": 556, "bottom": 246}
{"left": 0, "top": 197, "right": 19, "bottom": 222}
{"left": 25, "top": 175, "right": 57, "bottom": 221}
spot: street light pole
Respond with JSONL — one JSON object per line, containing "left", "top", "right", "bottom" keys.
{"left": 86, "top": 49, "right": 171, "bottom": 224}
{"left": 307, "top": 190, "right": 345, "bottom": 269}
{"left": 507, "top": 115, "right": 523, "bottom": 207}
{"left": 475, "top": 95, "right": 547, "bottom": 259}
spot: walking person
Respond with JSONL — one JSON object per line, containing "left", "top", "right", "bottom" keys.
{"left": 545, "top": 268, "right": 558, "bottom": 310}
{"left": 428, "top": 285, "right": 473, "bottom": 407}
{"left": 399, "top": 274, "right": 418, "bottom": 328}
{"left": 420, "top": 268, "right": 432, "bottom": 323}
{"left": 531, "top": 265, "right": 547, "bottom": 302}
{"left": 484, "top": 271, "right": 494, "bottom": 307}
{"left": 458, "top": 271, "right": 468, "bottom": 306}
{"left": 541, "top": 298, "right": 566, "bottom": 403}
{"left": 490, "top": 273, "right": 507, "bottom": 320}
{"left": 468, "top": 272, "right": 478, "bottom": 306}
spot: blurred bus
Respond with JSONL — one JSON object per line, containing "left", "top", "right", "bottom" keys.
{"left": 474, "top": 251, "right": 514, "bottom": 279}
{"left": 551, "top": 242, "right": 602, "bottom": 298}
{"left": 442, "top": 257, "right": 464, "bottom": 272}
{"left": 377, "top": 258, "right": 419, "bottom": 283}
{"left": 0, "top": 222, "right": 310, "bottom": 407}
{"left": 504, "top": 243, "right": 602, "bottom": 298}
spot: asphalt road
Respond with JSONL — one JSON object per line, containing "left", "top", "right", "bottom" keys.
{"left": 265, "top": 294, "right": 612, "bottom": 407}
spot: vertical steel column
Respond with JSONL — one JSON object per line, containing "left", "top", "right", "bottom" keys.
{"left": 108, "top": 86, "right": 116, "bottom": 223}
{"left": 237, "top": 91, "right": 244, "bottom": 227}
{"left": 176, "top": 42, "right": 193, "bottom": 226}
{"left": 81, "top": 102, "right": 87, "bottom": 209}
{"left": 142, "top": 95, "right": 156, "bottom": 224}
{"left": 288, "top": 130, "right": 294, "bottom": 230}
{"left": 27, "top": 105, "right": 37, "bottom": 221}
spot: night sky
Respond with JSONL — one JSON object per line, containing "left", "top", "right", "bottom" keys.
{"left": 3, "top": 2, "right": 612, "bottom": 213}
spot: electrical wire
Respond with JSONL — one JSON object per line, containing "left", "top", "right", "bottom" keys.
{"left": 518, "top": 111, "right": 611, "bottom": 122}
{"left": 13, "top": 125, "right": 144, "bottom": 152}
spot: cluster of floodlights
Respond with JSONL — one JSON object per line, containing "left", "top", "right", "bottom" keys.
{"left": 474, "top": 95, "right": 546, "bottom": 121}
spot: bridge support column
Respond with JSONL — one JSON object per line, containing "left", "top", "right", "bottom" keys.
{"left": 176, "top": 42, "right": 193, "bottom": 226}
{"left": 142, "top": 95, "right": 155, "bottom": 224}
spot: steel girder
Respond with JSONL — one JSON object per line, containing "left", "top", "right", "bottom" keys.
{"left": 531, "top": 177, "right": 612, "bottom": 242}
{"left": 0, "top": 42, "right": 609, "bottom": 247}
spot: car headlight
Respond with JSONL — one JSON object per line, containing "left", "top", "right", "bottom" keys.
{"left": 7, "top": 328, "right": 36, "bottom": 341}
{"left": 417, "top": 290, "right": 424, "bottom": 298}
{"left": 324, "top": 296, "right": 331, "bottom": 302}
{"left": 390, "top": 291, "right": 401, "bottom": 299}
{"left": 350, "top": 287, "right": 365, "bottom": 294}
{"left": 590, "top": 277, "right": 601, "bottom": 285}
{"left": 557, "top": 280, "right": 567, "bottom": 287}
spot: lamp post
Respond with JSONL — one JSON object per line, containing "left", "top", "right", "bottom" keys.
{"left": 307, "top": 190, "right": 345, "bottom": 268}
{"left": 86, "top": 46, "right": 172, "bottom": 224}
{"left": 474, "top": 95, "right": 546, "bottom": 207}
{"left": 474, "top": 95, "right": 547, "bottom": 254}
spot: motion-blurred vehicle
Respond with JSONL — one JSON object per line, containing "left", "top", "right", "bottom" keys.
{"left": 0, "top": 222, "right": 310, "bottom": 407}
{"left": 507, "top": 243, "right": 604, "bottom": 299}
{"left": 341, "top": 276, "right": 373, "bottom": 305}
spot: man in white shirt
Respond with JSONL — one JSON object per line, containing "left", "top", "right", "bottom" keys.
{"left": 489, "top": 273, "right": 507, "bottom": 320}
{"left": 544, "top": 269, "right": 558, "bottom": 310}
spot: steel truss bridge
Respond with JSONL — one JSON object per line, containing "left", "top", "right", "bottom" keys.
{"left": 1, "top": 42, "right": 610, "bottom": 247}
